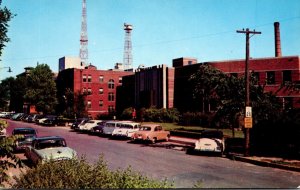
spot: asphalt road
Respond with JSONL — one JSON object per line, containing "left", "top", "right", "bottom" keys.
{"left": 6, "top": 120, "right": 300, "bottom": 188}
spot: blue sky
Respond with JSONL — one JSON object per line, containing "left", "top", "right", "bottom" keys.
{"left": 1, "top": 0, "right": 300, "bottom": 80}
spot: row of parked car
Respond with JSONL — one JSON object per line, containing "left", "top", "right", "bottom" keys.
{"left": 0, "top": 112, "right": 69, "bottom": 126}
{"left": 71, "top": 118, "right": 171, "bottom": 144}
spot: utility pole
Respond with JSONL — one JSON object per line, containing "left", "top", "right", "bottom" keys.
{"left": 236, "top": 28, "right": 261, "bottom": 156}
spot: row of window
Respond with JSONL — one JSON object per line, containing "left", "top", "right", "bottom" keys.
{"left": 230, "top": 70, "right": 292, "bottom": 85}
{"left": 82, "top": 75, "right": 123, "bottom": 84}
{"left": 86, "top": 100, "right": 115, "bottom": 112}
{"left": 83, "top": 88, "right": 115, "bottom": 95}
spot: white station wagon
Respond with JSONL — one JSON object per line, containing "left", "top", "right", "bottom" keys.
{"left": 112, "top": 122, "right": 141, "bottom": 138}
{"left": 25, "top": 136, "right": 77, "bottom": 165}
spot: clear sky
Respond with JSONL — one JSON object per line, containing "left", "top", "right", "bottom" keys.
{"left": 1, "top": 0, "right": 300, "bottom": 80}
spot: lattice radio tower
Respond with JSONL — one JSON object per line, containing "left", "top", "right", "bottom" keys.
{"left": 123, "top": 23, "right": 133, "bottom": 70}
{"left": 80, "top": 0, "right": 88, "bottom": 66}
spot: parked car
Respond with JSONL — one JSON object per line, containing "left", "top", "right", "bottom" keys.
{"left": 102, "top": 121, "right": 132, "bottom": 136}
{"left": 11, "top": 113, "right": 25, "bottom": 121}
{"left": 112, "top": 122, "right": 141, "bottom": 138}
{"left": 131, "top": 124, "right": 170, "bottom": 143}
{"left": 194, "top": 130, "right": 225, "bottom": 155}
{"left": 79, "top": 120, "right": 103, "bottom": 131}
{"left": 42, "top": 116, "right": 65, "bottom": 126}
{"left": 90, "top": 121, "right": 106, "bottom": 135}
{"left": 12, "top": 127, "right": 37, "bottom": 152}
{"left": 71, "top": 118, "right": 89, "bottom": 130}
{"left": 36, "top": 115, "right": 56, "bottom": 125}
{"left": 25, "top": 136, "right": 77, "bottom": 165}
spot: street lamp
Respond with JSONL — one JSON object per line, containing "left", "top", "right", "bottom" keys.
{"left": 0, "top": 66, "right": 12, "bottom": 72}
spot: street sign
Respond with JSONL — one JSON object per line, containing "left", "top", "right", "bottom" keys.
{"left": 245, "top": 106, "right": 252, "bottom": 118}
{"left": 244, "top": 117, "right": 253, "bottom": 128}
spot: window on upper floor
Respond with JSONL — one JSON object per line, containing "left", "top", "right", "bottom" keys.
{"left": 108, "top": 79, "right": 114, "bottom": 89}
{"left": 88, "top": 75, "right": 92, "bottom": 83}
{"left": 99, "top": 76, "right": 104, "bottom": 83}
{"left": 87, "top": 88, "right": 92, "bottom": 95}
{"left": 252, "top": 72, "right": 260, "bottom": 85}
{"left": 119, "top": 77, "right": 122, "bottom": 84}
{"left": 99, "top": 88, "right": 103, "bottom": 94}
{"left": 83, "top": 75, "right": 87, "bottom": 82}
{"left": 87, "top": 100, "right": 91, "bottom": 109}
{"left": 266, "top": 71, "right": 275, "bottom": 85}
{"left": 283, "top": 70, "right": 292, "bottom": 85}
{"left": 99, "top": 100, "right": 103, "bottom": 107}
{"left": 108, "top": 92, "right": 114, "bottom": 101}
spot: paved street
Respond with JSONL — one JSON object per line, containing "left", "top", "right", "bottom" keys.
{"left": 6, "top": 120, "right": 300, "bottom": 188}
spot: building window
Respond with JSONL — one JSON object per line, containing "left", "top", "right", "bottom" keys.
{"left": 99, "top": 100, "right": 103, "bottom": 107}
{"left": 87, "top": 88, "right": 92, "bottom": 95}
{"left": 87, "top": 100, "right": 91, "bottom": 109}
{"left": 283, "top": 70, "right": 292, "bottom": 84}
{"left": 119, "top": 77, "right": 122, "bottom": 84}
{"left": 99, "top": 76, "right": 104, "bottom": 83}
{"left": 88, "top": 75, "right": 92, "bottom": 83}
{"left": 266, "top": 71, "right": 275, "bottom": 85}
{"left": 108, "top": 92, "right": 114, "bottom": 101}
{"left": 83, "top": 75, "right": 87, "bottom": 82}
{"left": 99, "top": 88, "right": 103, "bottom": 94}
{"left": 108, "top": 79, "right": 114, "bottom": 89}
{"left": 108, "top": 105, "right": 114, "bottom": 113}
{"left": 83, "top": 88, "right": 87, "bottom": 94}
{"left": 188, "top": 61, "right": 193, "bottom": 65}
{"left": 253, "top": 72, "right": 260, "bottom": 85}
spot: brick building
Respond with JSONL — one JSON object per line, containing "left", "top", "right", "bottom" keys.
{"left": 56, "top": 64, "right": 133, "bottom": 118}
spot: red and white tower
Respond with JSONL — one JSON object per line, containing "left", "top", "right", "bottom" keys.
{"left": 80, "top": 0, "right": 88, "bottom": 66}
{"left": 123, "top": 23, "right": 133, "bottom": 70}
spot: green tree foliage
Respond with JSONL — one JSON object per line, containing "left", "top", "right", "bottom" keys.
{"left": 189, "top": 64, "right": 281, "bottom": 130}
{"left": 74, "top": 91, "right": 88, "bottom": 118}
{"left": 13, "top": 156, "right": 173, "bottom": 189}
{"left": 0, "top": 120, "right": 23, "bottom": 186}
{"left": 0, "top": 77, "right": 14, "bottom": 111}
{"left": 141, "top": 107, "right": 179, "bottom": 123}
{"left": 0, "top": 3, "right": 14, "bottom": 58}
{"left": 24, "top": 64, "right": 57, "bottom": 114}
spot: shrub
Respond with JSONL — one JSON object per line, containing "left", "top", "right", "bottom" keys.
{"left": 120, "top": 107, "right": 134, "bottom": 120}
{"left": 141, "top": 107, "right": 179, "bottom": 123}
{"left": 13, "top": 156, "right": 173, "bottom": 189}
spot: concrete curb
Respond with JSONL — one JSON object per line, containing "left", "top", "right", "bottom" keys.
{"left": 229, "top": 155, "right": 300, "bottom": 173}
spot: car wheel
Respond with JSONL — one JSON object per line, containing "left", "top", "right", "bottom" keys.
{"left": 151, "top": 137, "right": 157, "bottom": 144}
{"left": 165, "top": 135, "right": 170, "bottom": 142}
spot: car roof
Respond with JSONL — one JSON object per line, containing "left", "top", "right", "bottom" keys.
{"left": 13, "top": 127, "right": 36, "bottom": 131}
{"left": 34, "top": 136, "right": 65, "bottom": 141}
{"left": 141, "top": 124, "right": 161, "bottom": 128}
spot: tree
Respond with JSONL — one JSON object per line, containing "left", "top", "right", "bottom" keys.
{"left": 0, "top": 3, "right": 14, "bottom": 58}
{"left": 0, "top": 120, "right": 23, "bottom": 187}
{"left": 24, "top": 64, "right": 57, "bottom": 114}
{"left": 0, "top": 77, "right": 14, "bottom": 111}
{"left": 190, "top": 64, "right": 281, "bottom": 136}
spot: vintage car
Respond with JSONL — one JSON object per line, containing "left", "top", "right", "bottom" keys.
{"left": 131, "top": 124, "right": 170, "bottom": 143}
{"left": 25, "top": 136, "right": 77, "bottom": 165}
{"left": 194, "top": 130, "right": 225, "bottom": 155}
{"left": 79, "top": 120, "right": 102, "bottom": 131}
{"left": 111, "top": 122, "right": 141, "bottom": 138}
{"left": 90, "top": 121, "right": 106, "bottom": 135}
{"left": 12, "top": 127, "right": 37, "bottom": 151}
{"left": 71, "top": 118, "right": 89, "bottom": 130}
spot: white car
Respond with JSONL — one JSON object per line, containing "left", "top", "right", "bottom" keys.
{"left": 112, "top": 122, "right": 141, "bottom": 138}
{"left": 194, "top": 130, "right": 225, "bottom": 155}
{"left": 102, "top": 121, "right": 132, "bottom": 135}
{"left": 79, "top": 120, "right": 102, "bottom": 131}
{"left": 25, "top": 136, "right": 77, "bottom": 165}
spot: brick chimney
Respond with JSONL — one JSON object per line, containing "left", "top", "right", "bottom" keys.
{"left": 274, "top": 22, "right": 282, "bottom": 57}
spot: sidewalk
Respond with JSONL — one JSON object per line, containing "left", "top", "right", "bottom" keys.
{"left": 169, "top": 136, "right": 300, "bottom": 173}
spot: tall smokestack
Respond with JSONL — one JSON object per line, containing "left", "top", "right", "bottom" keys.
{"left": 274, "top": 22, "right": 282, "bottom": 57}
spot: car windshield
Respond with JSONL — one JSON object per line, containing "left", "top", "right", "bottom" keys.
{"left": 139, "top": 126, "right": 151, "bottom": 131}
{"left": 35, "top": 139, "right": 67, "bottom": 149}
{"left": 13, "top": 129, "right": 36, "bottom": 135}
{"left": 119, "top": 124, "right": 133, "bottom": 129}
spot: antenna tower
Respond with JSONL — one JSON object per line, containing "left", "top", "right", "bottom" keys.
{"left": 80, "top": 0, "right": 88, "bottom": 66}
{"left": 123, "top": 23, "right": 133, "bottom": 70}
